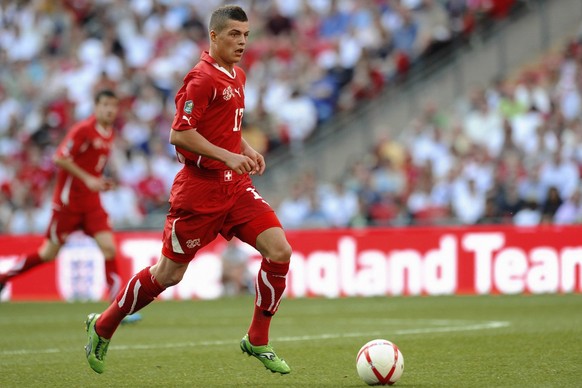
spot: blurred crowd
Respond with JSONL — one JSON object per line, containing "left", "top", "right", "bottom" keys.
{"left": 0, "top": 0, "right": 524, "bottom": 233}
{"left": 278, "top": 35, "right": 582, "bottom": 229}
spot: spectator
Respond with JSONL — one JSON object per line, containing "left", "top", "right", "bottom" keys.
{"left": 451, "top": 178, "right": 485, "bottom": 224}
{"left": 273, "top": 88, "right": 318, "bottom": 154}
{"left": 540, "top": 186, "right": 563, "bottom": 224}
{"left": 277, "top": 182, "right": 311, "bottom": 229}
{"left": 319, "top": 0, "right": 351, "bottom": 39}
{"left": 539, "top": 151, "right": 579, "bottom": 200}
{"left": 407, "top": 172, "right": 434, "bottom": 217}
{"left": 518, "top": 163, "right": 547, "bottom": 205}
{"left": 554, "top": 188, "right": 582, "bottom": 224}
{"left": 220, "top": 240, "right": 251, "bottom": 296}
{"left": 476, "top": 196, "right": 504, "bottom": 225}
{"left": 302, "top": 190, "right": 330, "bottom": 229}
{"left": 513, "top": 196, "right": 542, "bottom": 226}
{"left": 265, "top": 2, "right": 294, "bottom": 36}
{"left": 370, "top": 156, "right": 406, "bottom": 198}
{"left": 514, "top": 71, "right": 551, "bottom": 115}
{"left": 497, "top": 181, "right": 525, "bottom": 220}
{"left": 320, "top": 180, "right": 359, "bottom": 228}
{"left": 416, "top": 0, "right": 452, "bottom": 57}
{"left": 101, "top": 183, "right": 144, "bottom": 229}
{"left": 135, "top": 161, "right": 168, "bottom": 214}
{"left": 463, "top": 98, "right": 504, "bottom": 156}
{"left": 306, "top": 64, "right": 341, "bottom": 123}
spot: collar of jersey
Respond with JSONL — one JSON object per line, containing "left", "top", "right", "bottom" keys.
{"left": 202, "top": 51, "right": 237, "bottom": 79}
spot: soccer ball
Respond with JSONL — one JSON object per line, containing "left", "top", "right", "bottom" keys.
{"left": 356, "top": 339, "right": 404, "bottom": 385}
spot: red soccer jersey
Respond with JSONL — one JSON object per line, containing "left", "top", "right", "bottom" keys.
{"left": 171, "top": 51, "right": 246, "bottom": 170}
{"left": 52, "top": 115, "right": 114, "bottom": 211}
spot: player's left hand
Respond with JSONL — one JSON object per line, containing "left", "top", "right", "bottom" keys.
{"left": 102, "top": 178, "right": 116, "bottom": 191}
{"left": 242, "top": 148, "right": 265, "bottom": 175}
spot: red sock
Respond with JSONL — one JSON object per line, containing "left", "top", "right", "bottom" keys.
{"left": 96, "top": 266, "right": 165, "bottom": 339}
{"left": 0, "top": 252, "right": 44, "bottom": 282}
{"left": 248, "top": 259, "right": 289, "bottom": 345}
{"left": 104, "top": 259, "right": 122, "bottom": 302}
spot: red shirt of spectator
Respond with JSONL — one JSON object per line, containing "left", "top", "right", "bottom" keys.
{"left": 136, "top": 173, "right": 166, "bottom": 212}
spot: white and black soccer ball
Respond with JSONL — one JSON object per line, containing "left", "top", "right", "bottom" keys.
{"left": 356, "top": 339, "right": 404, "bottom": 386}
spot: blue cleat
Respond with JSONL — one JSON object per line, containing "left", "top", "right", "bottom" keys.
{"left": 121, "top": 313, "right": 143, "bottom": 325}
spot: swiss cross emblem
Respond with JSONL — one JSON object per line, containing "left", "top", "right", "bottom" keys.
{"left": 224, "top": 170, "right": 233, "bottom": 181}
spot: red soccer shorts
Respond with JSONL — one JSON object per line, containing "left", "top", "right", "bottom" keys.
{"left": 46, "top": 205, "right": 112, "bottom": 244}
{"left": 161, "top": 166, "right": 281, "bottom": 263}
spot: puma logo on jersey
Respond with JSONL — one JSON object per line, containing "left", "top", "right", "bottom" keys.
{"left": 182, "top": 115, "right": 192, "bottom": 125}
{"left": 234, "top": 88, "right": 241, "bottom": 97}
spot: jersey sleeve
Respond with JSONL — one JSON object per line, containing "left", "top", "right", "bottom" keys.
{"left": 172, "top": 71, "right": 214, "bottom": 132}
{"left": 54, "top": 124, "right": 88, "bottom": 159}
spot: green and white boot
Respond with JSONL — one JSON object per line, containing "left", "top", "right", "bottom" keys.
{"left": 85, "top": 313, "right": 110, "bottom": 374}
{"left": 240, "top": 334, "right": 291, "bottom": 374}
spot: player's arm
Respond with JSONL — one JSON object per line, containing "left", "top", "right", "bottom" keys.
{"left": 53, "top": 155, "right": 110, "bottom": 192}
{"left": 170, "top": 128, "right": 255, "bottom": 175}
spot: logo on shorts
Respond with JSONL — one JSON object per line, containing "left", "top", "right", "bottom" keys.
{"left": 186, "top": 239, "right": 201, "bottom": 249}
{"left": 184, "top": 100, "right": 193, "bottom": 114}
{"left": 224, "top": 170, "right": 233, "bottom": 181}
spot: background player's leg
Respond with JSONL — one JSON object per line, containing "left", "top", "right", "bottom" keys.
{"left": 0, "top": 239, "right": 60, "bottom": 287}
{"left": 93, "top": 231, "right": 122, "bottom": 301}
{"left": 94, "top": 230, "right": 144, "bottom": 324}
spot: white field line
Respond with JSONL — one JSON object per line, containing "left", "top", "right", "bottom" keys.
{"left": 0, "top": 320, "right": 509, "bottom": 356}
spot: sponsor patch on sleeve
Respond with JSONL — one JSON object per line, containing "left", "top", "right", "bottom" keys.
{"left": 184, "top": 100, "right": 193, "bottom": 114}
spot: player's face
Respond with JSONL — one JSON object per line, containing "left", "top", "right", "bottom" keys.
{"left": 211, "top": 20, "right": 250, "bottom": 68}
{"left": 94, "top": 96, "right": 119, "bottom": 126}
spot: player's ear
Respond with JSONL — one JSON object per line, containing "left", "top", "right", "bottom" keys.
{"left": 210, "top": 30, "right": 217, "bottom": 42}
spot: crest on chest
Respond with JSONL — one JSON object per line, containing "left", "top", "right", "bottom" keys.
{"left": 222, "top": 85, "right": 243, "bottom": 101}
{"left": 92, "top": 138, "right": 109, "bottom": 150}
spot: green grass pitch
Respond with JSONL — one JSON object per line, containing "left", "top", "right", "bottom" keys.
{"left": 0, "top": 294, "right": 581, "bottom": 387}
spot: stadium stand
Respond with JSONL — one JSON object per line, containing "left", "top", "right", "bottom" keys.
{"left": 3, "top": 0, "right": 576, "bottom": 233}
{"left": 275, "top": 32, "right": 582, "bottom": 229}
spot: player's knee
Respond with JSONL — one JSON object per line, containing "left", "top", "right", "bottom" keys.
{"left": 155, "top": 271, "right": 184, "bottom": 288}
{"left": 40, "top": 251, "right": 58, "bottom": 261}
{"left": 150, "top": 261, "right": 188, "bottom": 288}
{"left": 268, "top": 240, "right": 292, "bottom": 263}
{"left": 101, "top": 245, "right": 116, "bottom": 260}
{"left": 38, "top": 241, "right": 61, "bottom": 261}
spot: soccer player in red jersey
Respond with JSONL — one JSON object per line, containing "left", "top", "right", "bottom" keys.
{"left": 85, "top": 5, "right": 292, "bottom": 375}
{"left": 0, "top": 90, "right": 136, "bottom": 314}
